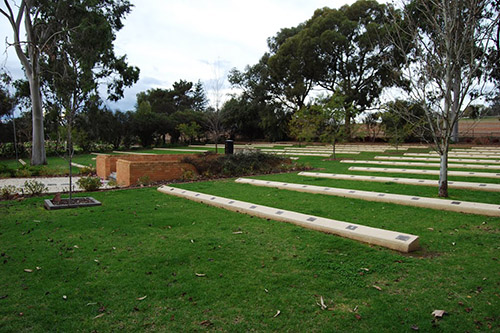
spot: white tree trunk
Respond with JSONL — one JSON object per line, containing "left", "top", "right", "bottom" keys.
{"left": 29, "top": 75, "right": 46, "bottom": 165}
{"left": 438, "top": 150, "right": 448, "bottom": 197}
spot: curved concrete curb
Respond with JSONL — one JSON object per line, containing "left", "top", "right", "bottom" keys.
{"left": 154, "top": 148, "right": 209, "bottom": 153}
{"left": 235, "top": 178, "right": 500, "bottom": 217}
{"left": 348, "top": 166, "right": 500, "bottom": 179}
{"left": 157, "top": 185, "right": 420, "bottom": 253}
{"left": 298, "top": 171, "right": 500, "bottom": 192}
{"left": 374, "top": 156, "right": 500, "bottom": 164}
{"left": 341, "top": 159, "right": 500, "bottom": 170}
{"left": 112, "top": 151, "right": 157, "bottom": 155}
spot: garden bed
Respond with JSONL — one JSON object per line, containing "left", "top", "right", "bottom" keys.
{"left": 44, "top": 196, "right": 101, "bottom": 210}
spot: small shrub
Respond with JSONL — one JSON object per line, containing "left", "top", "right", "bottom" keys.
{"left": 23, "top": 180, "right": 48, "bottom": 195}
{"left": 1, "top": 185, "right": 19, "bottom": 200}
{"left": 15, "top": 168, "right": 32, "bottom": 178}
{"left": 180, "top": 169, "right": 196, "bottom": 181}
{"left": 80, "top": 165, "right": 96, "bottom": 175}
{"left": 137, "top": 175, "right": 151, "bottom": 186}
{"left": 76, "top": 176, "right": 102, "bottom": 192}
{"left": 107, "top": 179, "right": 118, "bottom": 188}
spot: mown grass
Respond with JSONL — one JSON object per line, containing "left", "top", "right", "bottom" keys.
{"left": 0, "top": 154, "right": 96, "bottom": 177}
{"left": 0, "top": 146, "right": 499, "bottom": 331}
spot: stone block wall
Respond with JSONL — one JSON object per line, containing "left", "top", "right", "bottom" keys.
{"left": 96, "top": 154, "right": 189, "bottom": 179}
{"left": 116, "top": 160, "right": 198, "bottom": 186}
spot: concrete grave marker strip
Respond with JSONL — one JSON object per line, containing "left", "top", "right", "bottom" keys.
{"left": 374, "top": 156, "right": 500, "bottom": 164}
{"left": 404, "top": 153, "right": 500, "bottom": 159}
{"left": 235, "top": 178, "right": 500, "bottom": 217}
{"left": 340, "top": 159, "right": 500, "bottom": 170}
{"left": 298, "top": 172, "right": 500, "bottom": 192}
{"left": 347, "top": 166, "right": 500, "bottom": 179}
{"left": 157, "top": 185, "right": 420, "bottom": 253}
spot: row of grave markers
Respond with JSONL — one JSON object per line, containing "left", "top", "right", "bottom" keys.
{"left": 156, "top": 144, "right": 499, "bottom": 253}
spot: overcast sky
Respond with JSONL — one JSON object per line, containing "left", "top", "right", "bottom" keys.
{"left": 1, "top": 0, "right": 360, "bottom": 112}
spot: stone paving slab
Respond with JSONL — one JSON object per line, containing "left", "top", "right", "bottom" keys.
{"left": 374, "top": 156, "right": 500, "bottom": 164}
{"left": 298, "top": 171, "right": 500, "bottom": 192}
{"left": 348, "top": 166, "right": 500, "bottom": 179}
{"left": 157, "top": 185, "right": 420, "bottom": 253}
{"left": 235, "top": 178, "right": 500, "bottom": 217}
{"left": 341, "top": 159, "right": 500, "bottom": 170}
{"left": 0, "top": 177, "right": 112, "bottom": 194}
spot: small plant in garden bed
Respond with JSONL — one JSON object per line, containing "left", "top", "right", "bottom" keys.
{"left": 76, "top": 176, "right": 102, "bottom": 191}
{"left": 22, "top": 179, "right": 48, "bottom": 195}
{"left": 0, "top": 185, "right": 19, "bottom": 200}
{"left": 79, "top": 165, "right": 96, "bottom": 175}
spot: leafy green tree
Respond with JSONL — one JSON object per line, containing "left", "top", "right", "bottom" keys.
{"left": 266, "top": 25, "right": 316, "bottom": 111}
{"left": 228, "top": 56, "right": 290, "bottom": 141}
{"left": 381, "top": 100, "right": 429, "bottom": 148}
{"left": 131, "top": 101, "right": 161, "bottom": 147}
{"left": 220, "top": 97, "right": 264, "bottom": 140}
{"left": 136, "top": 80, "right": 207, "bottom": 143}
{"left": 288, "top": 106, "right": 323, "bottom": 146}
{"left": 1, "top": 0, "right": 138, "bottom": 165}
{"left": 316, "top": 93, "right": 347, "bottom": 158}
{"left": 177, "top": 121, "right": 201, "bottom": 144}
{"left": 287, "top": 0, "right": 400, "bottom": 138}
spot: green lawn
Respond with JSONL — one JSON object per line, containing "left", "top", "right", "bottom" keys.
{"left": 0, "top": 148, "right": 499, "bottom": 331}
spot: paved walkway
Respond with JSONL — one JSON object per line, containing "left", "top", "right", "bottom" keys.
{"left": 0, "top": 176, "right": 112, "bottom": 194}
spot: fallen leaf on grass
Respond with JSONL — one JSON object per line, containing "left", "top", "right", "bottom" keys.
{"left": 195, "top": 273, "right": 206, "bottom": 277}
{"left": 432, "top": 310, "right": 446, "bottom": 318}
{"left": 93, "top": 313, "right": 105, "bottom": 319}
{"left": 199, "top": 320, "right": 213, "bottom": 327}
{"left": 372, "top": 285, "right": 382, "bottom": 291}
{"left": 273, "top": 310, "right": 281, "bottom": 318}
{"left": 24, "top": 269, "right": 33, "bottom": 273}
{"left": 355, "top": 313, "right": 362, "bottom": 320}
{"left": 136, "top": 295, "right": 147, "bottom": 301}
